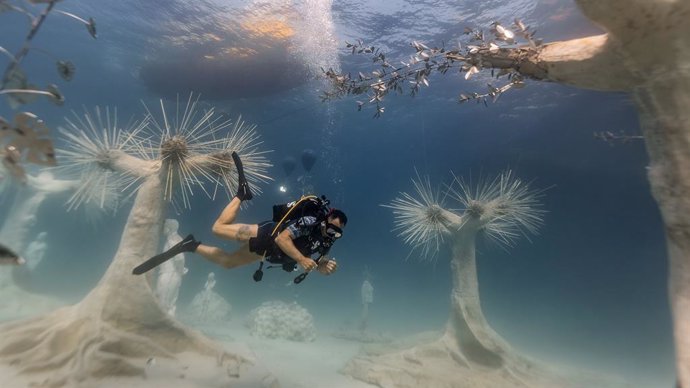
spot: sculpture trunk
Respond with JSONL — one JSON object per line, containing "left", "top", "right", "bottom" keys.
{"left": 79, "top": 173, "right": 166, "bottom": 327}
{"left": 538, "top": 1, "right": 690, "bottom": 382}
{"left": 634, "top": 81, "right": 690, "bottom": 388}
{"left": 446, "top": 227, "right": 512, "bottom": 368}
{"left": 477, "top": 0, "right": 690, "bottom": 381}
{"left": 0, "top": 168, "right": 244, "bottom": 386}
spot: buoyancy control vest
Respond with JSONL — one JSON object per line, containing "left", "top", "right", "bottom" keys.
{"left": 252, "top": 195, "right": 333, "bottom": 282}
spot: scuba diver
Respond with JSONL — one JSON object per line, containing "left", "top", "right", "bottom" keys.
{"left": 133, "top": 152, "right": 347, "bottom": 283}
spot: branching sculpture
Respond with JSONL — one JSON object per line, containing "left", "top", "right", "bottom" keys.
{"left": 343, "top": 171, "right": 551, "bottom": 387}
{"left": 0, "top": 0, "right": 96, "bottom": 182}
{"left": 0, "top": 95, "right": 271, "bottom": 387}
{"left": 322, "top": 20, "right": 535, "bottom": 117}
{"left": 327, "top": 1, "right": 690, "bottom": 385}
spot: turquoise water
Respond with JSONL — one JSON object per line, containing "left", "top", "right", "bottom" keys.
{"left": 0, "top": 0, "right": 676, "bottom": 387}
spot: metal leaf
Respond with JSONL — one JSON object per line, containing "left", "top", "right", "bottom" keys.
{"left": 464, "top": 66, "right": 479, "bottom": 80}
{"left": 46, "top": 84, "right": 64, "bottom": 105}
{"left": 13, "top": 112, "right": 56, "bottom": 166}
{"left": 87, "top": 17, "right": 97, "bottom": 39}
{"left": 1, "top": 145, "right": 27, "bottom": 183}
{"left": 56, "top": 60, "right": 76, "bottom": 81}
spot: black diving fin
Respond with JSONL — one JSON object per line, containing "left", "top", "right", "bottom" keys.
{"left": 132, "top": 234, "right": 200, "bottom": 275}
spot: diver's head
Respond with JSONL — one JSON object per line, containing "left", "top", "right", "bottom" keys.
{"left": 321, "top": 209, "right": 347, "bottom": 241}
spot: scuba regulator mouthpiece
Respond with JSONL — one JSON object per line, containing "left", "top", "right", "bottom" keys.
{"left": 294, "top": 272, "right": 309, "bottom": 284}
{"left": 292, "top": 255, "right": 323, "bottom": 284}
{"left": 253, "top": 261, "right": 264, "bottom": 282}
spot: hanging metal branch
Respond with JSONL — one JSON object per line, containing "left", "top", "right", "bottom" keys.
{"left": 321, "top": 19, "right": 544, "bottom": 117}
{"left": 593, "top": 130, "right": 644, "bottom": 145}
{"left": 0, "top": 0, "right": 96, "bottom": 183}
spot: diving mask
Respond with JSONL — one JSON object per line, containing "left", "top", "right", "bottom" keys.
{"left": 325, "top": 223, "right": 343, "bottom": 240}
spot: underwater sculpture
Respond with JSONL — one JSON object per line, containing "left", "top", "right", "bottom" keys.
{"left": 278, "top": 150, "right": 319, "bottom": 195}
{"left": 281, "top": 156, "right": 297, "bottom": 177}
{"left": 278, "top": 156, "right": 297, "bottom": 194}
{"left": 331, "top": 268, "right": 392, "bottom": 344}
{"left": 359, "top": 273, "right": 373, "bottom": 332}
{"left": 0, "top": 171, "right": 83, "bottom": 318}
{"left": 9, "top": 231, "right": 49, "bottom": 293}
{"left": 24, "top": 231, "right": 47, "bottom": 272}
{"left": 186, "top": 272, "right": 232, "bottom": 324}
{"left": 326, "top": 1, "right": 690, "bottom": 385}
{"left": 205, "top": 271, "right": 216, "bottom": 290}
{"left": 0, "top": 97, "right": 271, "bottom": 386}
{"left": 343, "top": 171, "right": 560, "bottom": 387}
{"left": 0, "top": 171, "right": 77, "bottom": 271}
{"left": 297, "top": 148, "right": 317, "bottom": 195}
{"left": 154, "top": 219, "right": 188, "bottom": 317}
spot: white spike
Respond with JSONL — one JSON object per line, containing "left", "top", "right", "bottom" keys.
{"left": 382, "top": 169, "right": 451, "bottom": 262}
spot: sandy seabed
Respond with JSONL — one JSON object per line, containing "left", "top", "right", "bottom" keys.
{"left": 0, "top": 304, "right": 644, "bottom": 388}
{"left": 0, "top": 308, "right": 376, "bottom": 388}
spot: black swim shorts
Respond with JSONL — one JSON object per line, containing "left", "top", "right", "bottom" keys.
{"left": 248, "top": 220, "right": 278, "bottom": 257}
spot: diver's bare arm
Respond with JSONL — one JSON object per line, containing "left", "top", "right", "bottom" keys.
{"left": 274, "top": 229, "right": 315, "bottom": 270}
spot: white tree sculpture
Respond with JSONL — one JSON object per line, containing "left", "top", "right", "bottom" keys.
{"left": 0, "top": 96, "right": 270, "bottom": 387}
{"left": 344, "top": 171, "right": 570, "bottom": 387}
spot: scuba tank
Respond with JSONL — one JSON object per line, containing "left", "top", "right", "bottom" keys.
{"left": 271, "top": 195, "right": 330, "bottom": 227}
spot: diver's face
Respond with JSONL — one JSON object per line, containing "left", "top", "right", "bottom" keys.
{"left": 322, "top": 216, "right": 344, "bottom": 240}
{"left": 328, "top": 217, "right": 344, "bottom": 229}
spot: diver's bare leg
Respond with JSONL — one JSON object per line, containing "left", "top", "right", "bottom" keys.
{"left": 212, "top": 197, "right": 258, "bottom": 241}
{"left": 196, "top": 243, "right": 261, "bottom": 269}
{"left": 216, "top": 197, "right": 242, "bottom": 225}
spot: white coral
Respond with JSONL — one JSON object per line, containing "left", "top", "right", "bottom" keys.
{"left": 246, "top": 301, "right": 316, "bottom": 342}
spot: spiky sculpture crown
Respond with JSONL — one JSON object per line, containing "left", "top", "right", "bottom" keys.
{"left": 386, "top": 170, "right": 545, "bottom": 261}
{"left": 57, "top": 95, "right": 271, "bottom": 211}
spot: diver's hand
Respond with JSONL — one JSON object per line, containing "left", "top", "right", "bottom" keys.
{"left": 296, "top": 257, "right": 317, "bottom": 272}
{"left": 317, "top": 258, "right": 337, "bottom": 275}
